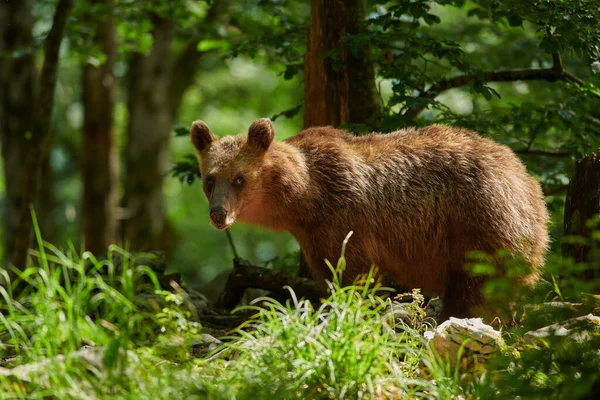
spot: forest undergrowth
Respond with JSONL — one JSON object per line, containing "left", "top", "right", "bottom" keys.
{"left": 0, "top": 219, "right": 599, "bottom": 399}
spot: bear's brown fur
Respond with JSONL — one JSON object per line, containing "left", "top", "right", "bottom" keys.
{"left": 190, "top": 119, "right": 549, "bottom": 319}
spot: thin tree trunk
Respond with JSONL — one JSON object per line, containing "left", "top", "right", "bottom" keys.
{"left": 10, "top": 0, "right": 75, "bottom": 276}
{"left": 0, "top": 7, "right": 5, "bottom": 145}
{"left": 563, "top": 150, "right": 600, "bottom": 291}
{"left": 35, "top": 152, "right": 56, "bottom": 243}
{"left": 0, "top": 4, "right": 9, "bottom": 267}
{"left": 343, "top": 0, "right": 381, "bottom": 126}
{"left": 82, "top": 0, "right": 119, "bottom": 254}
{"left": 0, "top": 0, "right": 37, "bottom": 276}
{"left": 123, "top": 18, "right": 176, "bottom": 251}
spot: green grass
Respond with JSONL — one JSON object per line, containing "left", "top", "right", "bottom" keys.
{"left": 1, "top": 221, "right": 600, "bottom": 399}
{"left": 0, "top": 214, "right": 203, "bottom": 398}
{"left": 190, "top": 262, "right": 436, "bottom": 399}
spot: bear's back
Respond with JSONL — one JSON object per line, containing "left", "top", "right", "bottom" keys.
{"left": 284, "top": 124, "right": 548, "bottom": 267}
{"left": 284, "top": 124, "right": 525, "bottom": 206}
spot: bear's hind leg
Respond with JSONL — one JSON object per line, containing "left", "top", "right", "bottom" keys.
{"left": 439, "top": 270, "right": 486, "bottom": 320}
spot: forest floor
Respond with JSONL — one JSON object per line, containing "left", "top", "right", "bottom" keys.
{"left": 1, "top": 239, "right": 600, "bottom": 399}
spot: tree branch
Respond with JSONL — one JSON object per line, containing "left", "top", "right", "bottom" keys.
{"left": 404, "top": 52, "right": 595, "bottom": 120}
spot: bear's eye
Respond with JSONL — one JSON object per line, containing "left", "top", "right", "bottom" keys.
{"left": 205, "top": 176, "right": 214, "bottom": 191}
{"left": 233, "top": 174, "right": 246, "bottom": 188}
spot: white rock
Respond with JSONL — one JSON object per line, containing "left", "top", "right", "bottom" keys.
{"left": 425, "top": 317, "right": 503, "bottom": 364}
{"left": 524, "top": 313, "right": 600, "bottom": 343}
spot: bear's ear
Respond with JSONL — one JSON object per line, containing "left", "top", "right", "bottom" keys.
{"left": 190, "top": 120, "right": 217, "bottom": 153}
{"left": 247, "top": 118, "right": 275, "bottom": 152}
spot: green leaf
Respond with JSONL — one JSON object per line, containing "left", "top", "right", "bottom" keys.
{"left": 271, "top": 103, "right": 303, "bottom": 121}
{"left": 197, "top": 39, "right": 229, "bottom": 52}
{"left": 473, "top": 83, "right": 501, "bottom": 101}
{"left": 173, "top": 126, "right": 189, "bottom": 137}
{"left": 423, "top": 13, "right": 441, "bottom": 25}
{"left": 470, "top": 263, "right": 496, "bottom": 276}
{"left": 104, "top": 339, "right": 121, "bottom": 370}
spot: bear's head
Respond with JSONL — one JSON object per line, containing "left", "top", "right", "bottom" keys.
{"left": 190, "top": 118, "right": 275, "bottom": 230}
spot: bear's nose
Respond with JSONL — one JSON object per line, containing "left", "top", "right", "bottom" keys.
{"left": 210, "top": 206, "right": 228, "bottom": 226}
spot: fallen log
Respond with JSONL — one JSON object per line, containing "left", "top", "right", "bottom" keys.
{"left": 216, "top": 258, "right": 331, "bottom": 309}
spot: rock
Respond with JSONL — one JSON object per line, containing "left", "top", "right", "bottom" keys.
{"left": 424, "top": 317, "right": 503, "bottom": 365}
{"left": 523, "top": 313, "right": 600, "bottom": 343}
{"left": 522, "top": 301, "right": 589, "bottom": 328}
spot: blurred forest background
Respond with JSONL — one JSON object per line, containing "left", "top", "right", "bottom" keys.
{"left": 1, "top": 0, "right": 599, "bottom": 287}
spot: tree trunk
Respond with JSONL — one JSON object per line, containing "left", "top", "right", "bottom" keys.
{"left": 563, "top": 150, "right": 600, "bottom": 290}
{"left": 343, "top": 0, "right": 381, "bottom": 126}
{"left": 82, "top": 0, "right": 119, "bottom": 255}
{"left": 123, "top": 4, "right": 223, "bottom": 251}
{"left": 0, "top": 7, "right": 4, "bottom": 151}
{"left": 9, "top": 0, "right": 75, "bottom": 277}
{"left": 303, "top": 0, "right": 349, "bottom": 128}
{"left": 36, "top": 152, "right": 55, "bottom": 243}
{"left": 300, "top": 0, "right": 380, "bottom": 277}
{"left": 123, "top": 18, "right": 176, "bottom": 251}
{"left": 0, "top": 0, "right": 37, "bottom": 275}
{"left": 0, "top": 4, "right": 7, "bottom": 268}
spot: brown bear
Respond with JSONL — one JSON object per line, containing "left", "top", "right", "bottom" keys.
{"left": 190, "top": 119, "right": 549, "bottom": 319}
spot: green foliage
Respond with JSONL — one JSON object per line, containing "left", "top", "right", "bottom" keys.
{"left": 190, "top": 263, "right": 435, "bottom": 399}
{"left": 318, "top": 0, "right": 600, "bottom": 170}
{"left": 170, "top": 153, "right": 201, "bottom": 185}
{"left": 0, "top": 220, "right": 205, "bottom": 398}
{"left": 474, "top": 261, "right": 600, "bottom": 399}
{"left": 458, "top": 221, "right": 600, "bottom": 399}
{"left": 229, "top": 0, "right": 309, "bottom": 79}
{"left": 149, "top": 290, "right": 203, "bottom": 363}
{"left": 479, "top": 333, "right": 600, "bottom": 399}
{"left": 0, "top": 232, "right": 442, "bottom": 399}
{"left": 1, "top": 229, "right": 600, "bottom": 398}
{"left": 187, "top": 235, "right": 459, "bottom": 399}
{"left": 474, "top": 0, "right": 600, "bottom": 62}
{"left": 0, "top": 214, "right": 157, "bottom": 356}
{"left": 67, "top": 0, "right": 206, "bottom": 59}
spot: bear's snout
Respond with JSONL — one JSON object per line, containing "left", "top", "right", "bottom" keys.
{"left": 210, "top": 206, "right": 228, "bottom": 227}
